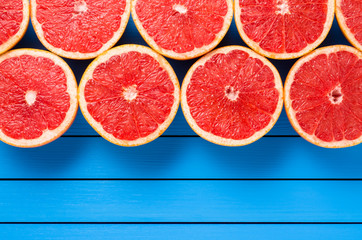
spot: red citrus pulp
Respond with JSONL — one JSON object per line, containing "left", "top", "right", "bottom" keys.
{"left": 181, "top": 46, "right": 283, "bottom": 146}
{"left": 79, "top": 45, "right": 180, "bottom": 146}
{"left": 234, "top": 0, "right": 335, "bottom": 59}
{"left": 30, "top": 0, "right": 131, "bottom": 59}
{"left": 336, "top": 0, "right": 362, "bottom": 51}
{"left": 285, "top": 45, "right": 362, "bottom": 148}
{"left": 131, "top": 0, "right": 233, "bottom": 60}
{"left": 0, "top": 49, "right": 78, "bottom": 147}
{"left": 0, "top": 0, "right": 29, "bottom": 55}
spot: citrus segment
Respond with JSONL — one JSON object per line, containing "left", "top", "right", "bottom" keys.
{"left": 285, "top": 45, "right": 362, "bottom": 148}
{"left": 0, "top": 0, "right": 29, "bottom": 55}
{"left": 79, "top": 45, "right": 180, "bottom": 146}
{"left": 0, "top": 49, "right": 78, "bottom": 147}
{"left": 336, "top": 0, "right": 362, "bottom": 51}
{"left": 131, "top": 0, "right": 233, "bottom": 60}
{"left": 181, "top": 46, "right": 283, "bottom": 146}
{"left": 235, "top": 0, "right": 335, "bottom": 59}
{"left": 30, "top": 0, "right": 131, "bottom": 59}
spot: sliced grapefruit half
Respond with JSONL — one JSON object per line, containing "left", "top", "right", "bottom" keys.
{"left": 0, "top": 49, "right": 78, "bottom": 148}
{"left": 234, "top": 0, "right": 335, "bottom": 59}
{"left": 181, "top": 46, "right": 283, "bottom": 146}
{"left": 79, "top": 44, "right": 180, "bottom": 146}
{"left": 285, "top": 45, "right": 362, "bottom": 148}
{"left": 336, "top": 0, "right": 362, "bottom": 51}
{"left": 131, "top": 0, "right": 234, "bottom": 60}
{"left": 0, "top": 0, "right": 29, "bottom": 55}
{"left": 30, "top": 0, "right": 131, "bottom": 59}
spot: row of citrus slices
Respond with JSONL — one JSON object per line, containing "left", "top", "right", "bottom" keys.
{"left": 0, "top": 44, "right": 361, "bottom": 149}
{"left": 1, "top": 0, "right": 361, "bottom": 60}
{"left": 0, "top": 0, "right": 361, "bottom": 149}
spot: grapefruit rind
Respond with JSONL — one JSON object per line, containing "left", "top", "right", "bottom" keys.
{"left": 336, "top": 0, "right": 362, "bottom": 52}
{"left": 284, "top": 45, "right": 362, "bottom": 148}
{"left": 0, "top": 49, "right": 78, "bottom": 148}
{"left": 78, "top": 44, "right": 180, "bottom": 147}
{"left": 30, "top": 0, "right": 131, "bottom": 60}
{"left": 181, "top": 45, "right": 284, "bottom": 146}
{"left": 131, "top": 0, "right": 234, "bottom": 60}
{"left": 0, "top": 0, "right": 30, "bottom": 55}
{"left": 234, "top": 0, "right": 335, "bottom": 60}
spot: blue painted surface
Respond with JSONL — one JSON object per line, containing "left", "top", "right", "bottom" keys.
{"left": 1, "top": 225, "right": 362, "bottom": 240}
{"left": 1, "top": 5, "right": 361, "bottom": 240}
{"left": 0, "top": 137, "right": 361, "bottom": 178}
{"left": 1, "top": 181, "right": 362, "bottom": 222}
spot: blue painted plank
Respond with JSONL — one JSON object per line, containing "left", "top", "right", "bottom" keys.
{"left": 1, "top": 224, "right": 361, "bottom": 240}
{"left": 0, "top": 137, "right": 361, "bottom": 179}
{"left": 0, "top": 181, "right": 361, "bottom": 222}
{"left": 13, "top": 18, "right": 350, "bottom": 137}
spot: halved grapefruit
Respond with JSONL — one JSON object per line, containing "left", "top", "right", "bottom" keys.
{"left": 285, "top": 45, "right": 362, "bottom": 148}
{"left": 79, "top": 44, "right": 180, "bottom": 146}
{"left": 181, "top": 46, "right": 283, "bottom": 146}
{"left": 30, "top": 0, "right": 131, "bottom": 59}
{"left": 336, "top": 0, "right": 362, "bottom": 52}
{"left": 0, "top": 49, "right": 78, "bottom": 148}
{"left": 0, "top": 0, "right": 29, "bottom": 55}
{"left": 131, "top": 0, "right": 234, "bottom": 60}
{"left": 234, "top": 0, "right": 335, "bottom": 59}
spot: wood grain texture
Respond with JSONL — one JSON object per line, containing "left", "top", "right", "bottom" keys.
{"left": 1, "top": 181, "right": 361, "bottom": 222}
{"left": 1, "top": 224, "right": 362, "bottom": 240}
{"left": 0, "top": 137, "right": 360, "bottom": 179}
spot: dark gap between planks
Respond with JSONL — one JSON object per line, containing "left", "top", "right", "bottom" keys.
{"left": 0, "top": 179, "right": 362, "bottom": 181}
{"left": 1, "top": 222, "right": 362, "bottom": 225}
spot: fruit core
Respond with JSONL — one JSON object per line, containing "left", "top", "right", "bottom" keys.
{"left": 173, "top": 4, "right": 187, "bottom": 14}
{"left": 25, "top": 90, "right": 37, "bottom": 106}
{"left": 328, "top": 85, "right": 343, "bottom": 104}
{"left": 276, "top": 0, "right": 290, "bottom": 15}
{"left": 225, "top": 86, "right": 239, "bottom": 101}
{"left": 74, "top": 0, "right": 88, "bottom": 14}
{"left": 123, "top": 85, "right": 138, "bottom": 102}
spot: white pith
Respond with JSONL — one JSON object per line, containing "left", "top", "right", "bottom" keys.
{"left": 234, "top": 0, "right": 336, "bottom": 59}
{"left": 225, "top": 86, "right": 239, "bottom": 102}
{"left": 173, "top": 4, "right": 187, "bottom": 14}
{"left": 74, "top": 0, "right": 87, "bottom": 14}
{"left": 0, "top": 0, "right": 30, "bottom": 55}
{"left": 123, "top": 85, "right": 138, "bottom": 102}
{"left": 276, "top": 0, "right": 290, "bottom": 15}
{"left": 25, "top": 90, "right": 37, "bottom": 106}
{"left": 78, "top": 45, "right": 180, "bottom": 147}
{"left": 30, "top": 0, "right": 131, "bottom": 60}
{"left": 181, "top": 46, "right": 284, "bottom": 147}
{"left": 284, "top": 45, "right": 362, "bottom": 148}
{"left": 131, "top": 0, "right": 234, "bottom": 60}
{"left": 0, "top": 49, "right": 78, "bottom": 148}
{"left": 328, "top": 85, "right": 343, "bottom": 105}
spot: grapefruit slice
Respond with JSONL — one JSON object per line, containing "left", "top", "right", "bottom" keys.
{"left": 181, "top": 46, "right": 283, "bottom": 146}
{"left": 0, "top": 0, "right": 29, "bottom": 55}
{"left": 0, "top": 49, "right": 78, "bottom": 148}
{"left": 30, "top": 0, "right": 131, "bottom": 59}
{"left": 285, "top": 45, "right": 362, "bottom": 148}
{"left": 234, "top": 0, "right": 335, "bottom": 59}
{"left": 131, "top": 0, "right": 233, "bottom": 60}
{"left": 336, "top": 0, "right": 362, "bottom": 51}
{"left": 79, "top": 44, "right": 180, "bottom": 146}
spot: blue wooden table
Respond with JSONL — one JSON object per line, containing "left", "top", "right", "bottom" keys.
{"left": 1, "top": 14, "right": 362, "bottom": 239}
